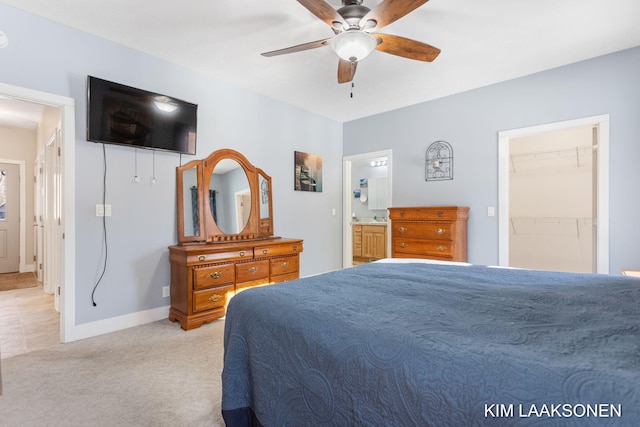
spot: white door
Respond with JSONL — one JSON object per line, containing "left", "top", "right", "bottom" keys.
{"left": 43, "top": 129, "right": 62, "bottom": 311}
{"left": 0, "top": 163, "right": 20, "bottom": 273}
{"left": 34, "top": 153, "right": 45, "bottom": 282}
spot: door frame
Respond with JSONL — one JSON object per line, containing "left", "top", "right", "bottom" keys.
{"left": 0, "top": 82, "right": 76, "bottom": 343}
{"left": 342, "top": 149, "right": 393, "bottom": 268}
{"left": 498, "top": 115, "right": 609, "bottom": 273}
{"left": 0, "top": 160, "right": 26, "bottom": 273}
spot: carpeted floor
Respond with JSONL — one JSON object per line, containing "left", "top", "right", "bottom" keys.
{"left": 0, "top": 319, "right": 226, "bottom": 426}
{"left": 0, "top": 273, "right": 38, "bottom": 292}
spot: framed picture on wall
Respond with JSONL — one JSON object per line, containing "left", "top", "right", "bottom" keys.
{"left": 294, "top": 151, "right": 323, "bottom": 192}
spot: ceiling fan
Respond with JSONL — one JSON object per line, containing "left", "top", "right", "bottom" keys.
{"left": 261, "top": 0, "right": 441, "bottom": 84}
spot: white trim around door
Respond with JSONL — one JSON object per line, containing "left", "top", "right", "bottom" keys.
{"left": 0, "top": 82, "right": 76, "bottom": 343}
{"left": 498, "top": 115, "right": 610, "bottom": 274}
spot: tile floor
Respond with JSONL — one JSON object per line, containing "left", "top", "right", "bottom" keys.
{"left": 0, "top": 281, "right": 59, "bottom": 360}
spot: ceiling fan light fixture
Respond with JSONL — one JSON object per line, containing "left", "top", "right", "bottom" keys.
{"left": 330, "top": 30, "right": 377, "bottom": 62}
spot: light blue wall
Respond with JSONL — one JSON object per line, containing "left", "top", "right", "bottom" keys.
{"left": 0, "top": 4, "right": 343, "bottom": 324}
{"left": 344, "top": 47, "right": 640, "bottom": 274}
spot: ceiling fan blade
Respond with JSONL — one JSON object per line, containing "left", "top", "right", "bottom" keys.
{"left": 337, "top": 59, "right": 357, "bottom": 84}
{"left": 297, "top": 0, "right": 346, "bottom": 29}
{"left": 360, "top": 0, "right": 429, "bottom": 31}
{"left": 261, "top": 38, "right": 331, "bottom": 57}
{"left": 374, "top": 33, "right": 440, "bottom": 62}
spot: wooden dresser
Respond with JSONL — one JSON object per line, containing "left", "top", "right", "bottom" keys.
{"left": 388, "top": 206, "right": 469, "bottom": 262}
{"left": 169, "top": 238, "right": 303, "bottom": 330}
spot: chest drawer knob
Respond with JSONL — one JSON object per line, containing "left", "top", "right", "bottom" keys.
{"left": 262, "top": 249, "right": 268, "bottom": 255}
{"left": 399, "top": 242, "right": 408, "bottom": 248}
{"left": 437, "top": 211, "right": 444, "bottom": 217}
{"left": 239, "top": 251, "right": 246, "bottom": 257}
{"left": 436, "top": 228, "right": 445, "bottom": 234}
{"left": 208, "top": 295, "right": 221, "bottom": 302}
{"left": 437, "top": 245, "right": 446, "bottom": 251}
{"left": 248, "top": 267, "right": 258, "bottom": 273}
{"left": 282, "top": 261, "right": 290, "bottom": 268}
{"left": 210, "top": 271, "right": 222, "bottom": 279}
{"left": 198, "top": 255, "right": 206, "bottom": 261}
{"left": 399, "top": 226, "right": 407, "bottom": 233}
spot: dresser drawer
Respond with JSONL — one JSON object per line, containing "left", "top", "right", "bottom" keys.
{"left": 254, "top": 242, "right": 303, "bottom": 258}
{"left": 271, "top": 271, "right": 299, "bottom": 283}
{"left": 270, "top": 256, "right": 299, "bottom": 277}
{"left": 392, "top": 222, "right": 452, "bottom": 240}
{"left": 193, "top": 284, "right": 233, "bottom": 313}
{"left": 236, "top": 260, "right": 270, "bottom": 283}
{"left": 393, "top": 238, "right": 452, "bottom": 258}
{"left": 187, "top": 249, "right": 253, "bottom": 264}
{"left": 193, "top": 263, "right": 235, "bottom": 290}
{"left": 389, "top": 207, "right": 462, "bottom": 221}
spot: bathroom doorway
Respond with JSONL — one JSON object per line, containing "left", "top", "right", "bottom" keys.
{"left": 342, "top": 149, "right": 393, "bottom": 268}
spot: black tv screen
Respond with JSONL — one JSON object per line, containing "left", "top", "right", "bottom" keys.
{"left": 87, "top": 76, "right": 197, "bottom": 155}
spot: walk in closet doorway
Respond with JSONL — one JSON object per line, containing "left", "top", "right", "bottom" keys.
{"left": 498, "top": 115, "right": 610, "bottom": 274}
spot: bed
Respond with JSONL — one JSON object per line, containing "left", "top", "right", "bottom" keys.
{"left": 221, "top": 259, "right": 640, "bottom": 426}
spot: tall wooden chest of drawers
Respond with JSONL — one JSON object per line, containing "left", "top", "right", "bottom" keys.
{"left": 388, "top": 206, "right": 469, "bottom": 262}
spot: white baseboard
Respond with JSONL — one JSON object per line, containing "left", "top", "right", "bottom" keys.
{"left": 65, "top": 305, "right": 171, "bottom": 343}
{"left": 20, "top": 263, "right": 36, "bottom": 273}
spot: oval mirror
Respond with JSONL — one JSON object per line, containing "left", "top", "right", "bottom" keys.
{"left": 209, "top": 159, "right": 251, "bottom": 234}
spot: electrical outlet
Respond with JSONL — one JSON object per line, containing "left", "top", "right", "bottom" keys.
{"left": 162, "top": 286, "right": 170, "bottom": 298}
{"left": 96, "top": 204, "right": 112, "bottom": 217}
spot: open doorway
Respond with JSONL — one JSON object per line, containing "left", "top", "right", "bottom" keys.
{"left": 342, "top": 149, "right": 393, "bottom": 268}
{"left": 0, "top": 82, "right": 76, "bottom": 343}
{"left": 498, "top": 115, "right": 609, "bottom": 274}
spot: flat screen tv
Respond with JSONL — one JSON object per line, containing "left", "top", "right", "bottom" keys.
{"left": 87, "top": 76, "right": 197, "bottom": 155}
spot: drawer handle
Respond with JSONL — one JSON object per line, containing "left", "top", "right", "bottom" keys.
{"left": 262, "top": 249, "right": 268, "bottom": 255}
{"left": 198, "top": 255, "right": 206, "bottom": 261}
{"left": 208, "top": 295, "right": 222, "bottom": 302}
{"left": 436, "top": 228, "right": 445, "bottom": 235}
{"left": 239, "top": 251, "right": 246, "bottom": 257}
{"left": 399, "top": 227, "right": 407, "bottom": 233}
{"left": 437, "top": 211, "right": 444, "bottom": 217}
{"left": 400, "top": 212, "right": 406, "bottom": 217}
{"left": 437, "top": 245, "right": 446, "bottom": 252}
{"left": 399, "top": 242, "right": 408, "bottom": 248}
{"left": 248, "top": 267, "right": 258, "bottom": 273}
{"left": 282, "top": 262, "right": 289, "bottom": 268}
{"left": 292, "top": 245, "right": 298, "bottom": 251}
{"left": 210, "top": 272, "right": 222, "bottom": 279}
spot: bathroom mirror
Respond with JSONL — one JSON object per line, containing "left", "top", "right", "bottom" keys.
{"left": 176, "top": 148, "right": 274, "bottom": 243}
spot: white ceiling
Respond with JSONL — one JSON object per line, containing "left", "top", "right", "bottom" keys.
{"left": 1, "top": 0, "right": 640, "bottom": 123}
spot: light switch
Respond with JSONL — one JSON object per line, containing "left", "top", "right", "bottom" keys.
{"left": 487, "top": 207, "right": 495, "bottom": 217}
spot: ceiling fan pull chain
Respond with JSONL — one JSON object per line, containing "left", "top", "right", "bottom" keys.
{"left": 350, "top": 82, "right": 354, "bottom": 98}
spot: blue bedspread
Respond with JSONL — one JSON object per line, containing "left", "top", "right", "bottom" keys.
{"left": 221, "top": 262, "right": 640, "bottom": 426}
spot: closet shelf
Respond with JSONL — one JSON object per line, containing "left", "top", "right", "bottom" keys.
{"left": 510, "top": 144, "right": 594, "bottom": 172}
{"left": 510, "top": 216, "right": 595, "bottom": 237}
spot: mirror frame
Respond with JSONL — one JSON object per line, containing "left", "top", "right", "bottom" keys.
{"left": 176, "top": 159, "right": 204, "bottom": 243}
{"left": 257, "top": 168, "right": 274, "bottom": 236}
{"left": 176, "top": 148, "right": 274, "bottom": 243}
